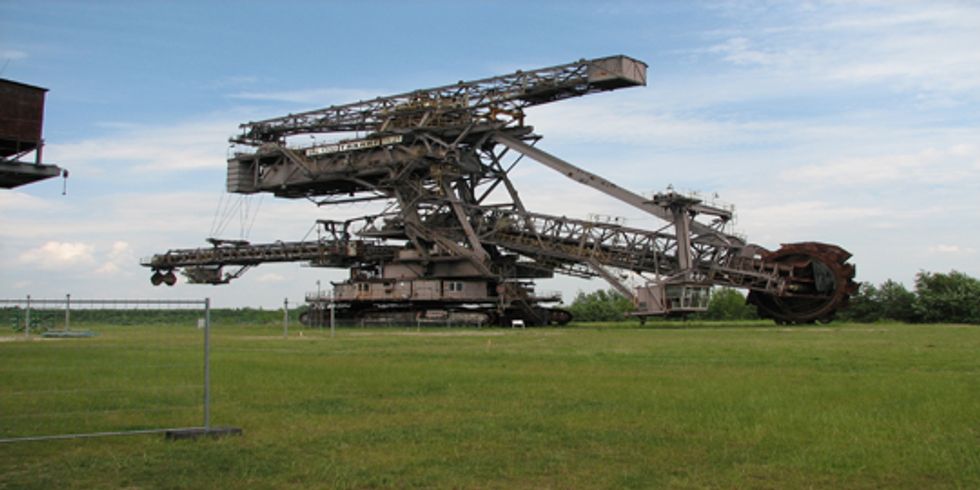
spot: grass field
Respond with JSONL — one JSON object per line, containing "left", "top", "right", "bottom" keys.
{"left": 1, "top": 321, "right": 978, "bottom": 489}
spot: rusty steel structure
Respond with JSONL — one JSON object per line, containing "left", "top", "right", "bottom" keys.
{"left": 0, "top": 79, "right": 63, "bottom": 189}
{"left": 143, "top": 55, "right": 856, "bottom": 325}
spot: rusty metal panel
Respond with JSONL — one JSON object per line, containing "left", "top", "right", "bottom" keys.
{"left": 383, "top": 264, "right": 423, "bottom": 280}
{"left": 412, "top": 280, "right": 440, "bottom": 300}
{"left": 442, "top": 281, "right": 488, "bottom": 300}
{"left": 392, "top": 281, "right": 412, "bottom": 299}
{"left": 0, "top": 79, "right": 47, "bottom": 158}
{"left": 588, "top": 55, "right": 647, "bottom": 88}
{"left": 333, "top": 283, "right": 356, "bottom": 301}
{"left": 226, "top": 159, "right": 256, "bottom": 193}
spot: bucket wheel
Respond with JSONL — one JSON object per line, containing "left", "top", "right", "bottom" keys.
{"left": 747, "top": 242, "right": 857, "bottom": 324}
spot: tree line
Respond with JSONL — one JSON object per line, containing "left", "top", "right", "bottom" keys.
{"left": 838, "top": 270, "right": 980, "bottom": 324}
{"left": 568, "top": 270, "right": 980, "bottom": 324}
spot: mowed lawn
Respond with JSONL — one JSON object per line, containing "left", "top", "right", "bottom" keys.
{"left": 1, "top": 322, "right": 978, "bottom": 489}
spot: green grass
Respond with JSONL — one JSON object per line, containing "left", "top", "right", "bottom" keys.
{"left": 1, "top": 322, "right": 978, "bottom": 489}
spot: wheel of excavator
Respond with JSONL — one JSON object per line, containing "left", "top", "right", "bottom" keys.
{"left": 151, "top": 270, "right": 177, "bottom": 287}
{"left": 748, "top": 242, "right": 857, "bottom": 325}
{"left": 549, "top": 308, "right": 573, "bottom": 326}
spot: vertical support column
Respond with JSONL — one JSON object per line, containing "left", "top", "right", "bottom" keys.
{"left": 25, "top": 295, "right": 31, "bottom": 338}
{"left": 203, "top": 297, "right": 211, "bottom": 431}
{"left": 671, "top": 206, "right": 693, "bottom": 274}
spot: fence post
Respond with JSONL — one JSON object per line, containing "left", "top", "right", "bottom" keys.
{"left": 329, "top": 301, "right": 335, "bottom": 338}
{"left": 203, "top": 297, "right": 211, "bottom": 431}
{"left": 24, "top": 295, "right": 31, "bottom": 338}
{"left": 283, "top": 297, "right": 289, "bottom": 339}
{"left": 65, "top": 294, "right": 71, "bottom": 331}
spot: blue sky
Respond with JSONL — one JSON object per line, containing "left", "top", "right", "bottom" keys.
{"left": 2, "top": 1, "right": 979, "bottom": 307}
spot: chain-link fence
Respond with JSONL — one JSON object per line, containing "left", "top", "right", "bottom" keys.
{"left": 0, "top": 296, "right": 232, "bottom": 443}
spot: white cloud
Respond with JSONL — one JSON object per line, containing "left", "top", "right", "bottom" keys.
{"left": 0, "top": 191, "right": 63, "bottom": 212}
{"left": 94, "top": 262, "right": 120, "bottom": 275}
{"left": 229, "top": 87, "right": 380, "bottom": 105}
{"left": 928, "top": 244, "right": 976, "bottom": 255}
{"left": 0, "top": 191, "right": 218, "bottom": 242}
{"left": 256, "top": 272, "right": 286, "bottom": 283}
{"left": 44, "top": 119, "right": 239, "bottom": 174}
{"left": 201, "top": 75, "right": 259, "bottom": 90}
{"left": 706, "top": 2, "right": 980, "bottom": 100}
{"left": 820, "top": 6, "right": 966, "bottom": 31}
{"left": 529, "top": 98, "right": 773, "bottom": 147}
{"left": 0, "top": 48, "right": 28, "bottom": 60}
{"left": 707, "top": 37, "right": 785, "bottom": 66}
{"left": 95, "top": 241, "right": 135, "bottom": 276}
{"left": 18, "top": 241, "right": 95, "bottom": 270}
{"left": 107, "top": 241, "right": 131, "bottom": 257}
{"left": 783, "top": 144, "right": 980, "bottom": 186}
{"left": 737, "top": 200, "right": 884, "bottom": 230}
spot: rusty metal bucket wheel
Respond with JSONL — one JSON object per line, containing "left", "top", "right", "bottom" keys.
{"left": 748, "top": 242, "right": 858, "bottom": 324}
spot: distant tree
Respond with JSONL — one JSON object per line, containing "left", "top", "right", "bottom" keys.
{"left": 839, "top": 282, "right": 882, "bottom": 322}
{"left": 913, "top": 270, "right": 980, "bottom": 324}
{"left": 698, "top": 288, "right": 758, "bottom": 320}
{"left": 568, "top": 289, "right": 635, "bottom": 322}
{"left": 877, "top": 280, "right": 916, "bottom": 322}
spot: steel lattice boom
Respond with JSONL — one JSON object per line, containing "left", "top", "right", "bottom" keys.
{"left": 233, "top": 56, "right": 646, "bottom": 145}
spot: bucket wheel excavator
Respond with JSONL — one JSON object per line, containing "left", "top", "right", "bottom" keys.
{"left": 142, "top": 55, "right": 856, "bottom": 325}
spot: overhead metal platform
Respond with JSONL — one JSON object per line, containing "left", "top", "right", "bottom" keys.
{"left": 0, "top": 160, "right": 62, "bottom": 189}
{"left": 0, "top": 78, "right": 63, "bottom": 189}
